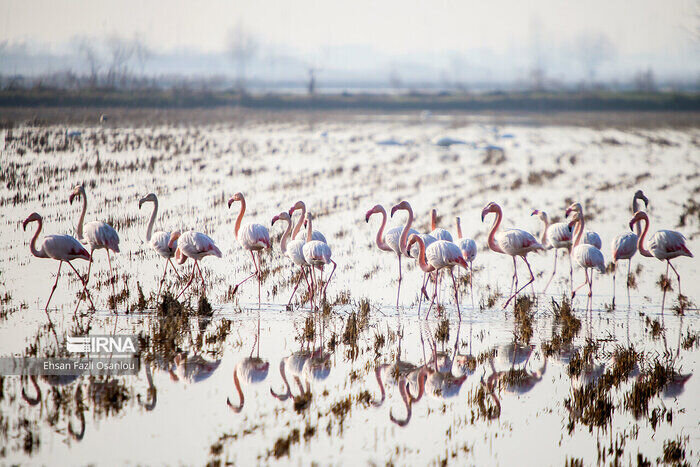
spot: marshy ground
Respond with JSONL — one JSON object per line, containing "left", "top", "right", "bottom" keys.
{"left": 0, "top": 108, "right": 698, "bottom": 464}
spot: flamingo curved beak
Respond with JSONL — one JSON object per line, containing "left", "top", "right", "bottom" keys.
{"left": 565, "top": 207, "right": 573, "bottom": 217}
{"left": 629, "top": 219, "right": 636, "bottom": 232}
{"left": 365, "top": 210, "right": 373, "bottom": 223}
{"left": 22, "top": 218, "right": 29, "bottom": 230}
{"left": 530, "top": 210, "right": 539, "bottom": 216}
{"left": 271, "top": 215, "right": 279, "bottom": 226}
{"left": 69, "top": 192, "right": 77, "bottom": 205}
{"left": 227, "top": 198, "right": 234, "bottom": 208}
{"left": 390, "top": 205, "right": 398, "bottom": 217}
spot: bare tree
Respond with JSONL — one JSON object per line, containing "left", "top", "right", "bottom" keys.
{"left": 575, "top": 33, "right": 616, "bottom": 87}
{"left": 105, "top": 35, "right": 137, "bottom": 88}
{"left": 307, "top": 67, "right": 317, "bottom": 95}
{"left": 73, "top": 37, "right": 102, "bottom": 88}
{"left": 227, "top": 21, "right": 258, "bottom": 92}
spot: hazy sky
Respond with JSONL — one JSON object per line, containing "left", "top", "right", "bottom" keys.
{"left": 1, "top": 0, "right": 697, "bottom": 55}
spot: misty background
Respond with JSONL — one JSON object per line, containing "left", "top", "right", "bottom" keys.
{"left": 1, "top": 0, "right": 699, "bottom": 93}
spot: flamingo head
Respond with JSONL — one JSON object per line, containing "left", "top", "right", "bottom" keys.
{"left": 288, "top": 200, "right": 305, "bottom": 216}
{"left": 634, "top": 190, "right": 649, "bottom": 208}
{"left": 480, "top": 202, "right": 500, "bottom": 222}
{"left": 69, "top": 184, "right": 85, "bottom": 204}
{"left": 138, "top": 193, "right": 157, "bottom": 209}
{"left": 22, "top": 212, "right": 41, "bottom": 230}
{"left": 365, "top": 204, "right": 383, "bottom": 222}
{"left": 271, "top": 211, "right": 290, "bottom": 226}
{"left": 456, "top": 256, "right": 468, "bottom": 269}
{"left": 406, "top": 233, "right": 423, "bottom": 251}
{"left": 227, "top": 192, "right": 244, "bottom": 208}
{"left": 390, "top": 200, "right": 411, "bottom": 218}
{"left": 567, "top": 211, "right": 581, "bottom": 229}
{"left": 629, "top": 210, "right": 649, "bottom": 232}
{"left": 565, "top": 202, "right": 582, "bottom": 218}
{"left": 168, "top": 231, "right": 181, "bottom": 249}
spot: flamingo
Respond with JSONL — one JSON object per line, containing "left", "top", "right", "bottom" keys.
{"left": 302, "top": 212, "right": 336, "bottom": 309}
{"left": 565, "top": 202, "right": 602, "bottom": 249}
{"left": 69, "top": 185, "right": 120, "bottom": 306}
{"left": 481, "top": 202, "right": 545, "bottom": 308}
{"left": 227, "top": 357, "right": 270, "bottom": 413}
{"left": 23, "top": 213, "right": 95, "bottom": 343}
{"left": 610, "top": 190, "right": 649, "bottom": 308}
{"left": 138, "top": 193, "right": 181, "bottom": 301}
{"left": 390, "top": 201, "right": 433, "bottom": 305}
{"left": 228, "top": 193, "right": 271, "bottom": 308}
{"left": 289, "top": 201, "right": 327, "bottom": 242}
{"left": 168, "top": 230, "right": 222, "bottom": 299}
{"left": 455, "top": 216, "right": 477, "bottom": 300}
{"left": 366, "top": 204, "right": 418, "bottom": 308}
{"left": 566, "top": 205, "right": 606, "bottom": 309}
{"left": 430, "top": 208, "right": 453, "bottom": 241}
{"left": 531, "top": 209, "right": 573, "bottom": 293}
{"left": 406, "top": 234, "right": 467, "bottom": 319}
{"left": 271, "top": 211, "right": 311, "bottom": 309}
{"left": 629, "top": 210, "right": 693, "bottom": 310}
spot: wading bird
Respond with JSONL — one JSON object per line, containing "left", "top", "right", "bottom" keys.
{"left": 228, "top": 193, "right": 271, "bottom": 308}
{"left": 531, "top": 209, "right": 573, "bottom": 294}
{"left": 168, "top": 231, "right": 222, "bottom": 299}
{"left": 302, "top": 213, "right": 336, "bottom": 309}
{"left": 407, "top": 233, "right": 467, "bottom": 319}
{"left": 69, "top": 184, "right": 120, "bottom": 304}
{"left": 271, "top": 211, "right": 311, "bottom": 309}
{"left": 565, "top": 202, "right": 602, "bottom": 249}
{"left": 482, "top": 202, "right": 545, "bottom": 308}
{"left": 430, "top": 208, "right": 453, "bottom": 242}
{"left": 629, "top": 210, "right": 693, "bottom": 310}
{"left": 289, "top": 201, "right": 327, "bottom": 242}
{"left": 23, "top": 212, "right": 94, "bottom": 339}
{"left": 610, "top": 190, "right": 649, "bottom": 308}
{"left": 139, "top": 193, "right": 180, "bottom": 300}
{"left": 455, "top": 216, "right": 477, "bottom": 300}
{"left": 566, "top": 205, "right": 606, "bottom": 309}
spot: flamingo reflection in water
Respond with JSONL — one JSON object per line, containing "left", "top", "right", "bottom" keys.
{"left": 228, "top": 317, "right": 270, "bottom": 413}
{"left": 21, "top": 375, "right": 85, "bottom": 441}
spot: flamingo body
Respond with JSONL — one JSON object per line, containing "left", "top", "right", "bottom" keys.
{"left": 177, "top": 231, "right": 222, "bottom": 261}
{"left": 426, "top": 240, "right": 463, "bottom": 270}
{"left": 572, "top": 244, "right": 605, "bottom": 274}
{"left": 583, "top": 231, "right": 602, "bottom": 250}
{"left": 42, "top": 235, "right": 91, "bottom": 261}
{"left": 611, "top": 232, "right": 637, "bottom": 261}
{"left": 495, "top": 228, "right": 544, "bottom": 257}
{"left": 648, "top": 230, "right": 693, "bottom": 260}
{"left": 150, "top": 231, "right": 177, "bottom": 258}
{"left": 82, "top": 221, "right": 120, "bottom": 253}
{"left": 547, "top": 223, "right": 573, "bottom": 250}
{"left": 302, "top": 240, "right": 332, "bottom": 268}
{"left": 430, "top": 228, "right": 453, "bottom": 242}
{"left": 238, "top": 223, "right": 270, "bottom": 251}
{"left": 458, "top": 238, "right": 477, "bottom": 263}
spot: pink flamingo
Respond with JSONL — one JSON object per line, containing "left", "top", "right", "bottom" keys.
{"left": 455, "top": 216, "right": 477, "bottom": 301}
{"left": 302, "top": 212, "right": 336, "bottom": 309}
{"left": 23, "top": 212, "right": 95, "bottom": 340}
{"left": 531, "top": 209, "right": 573, "bottom": 294}
{"left": 629, "top": 210, "right": 693, "bottom": 310}
{"left": 168, "top": 231, "right": 222, "bottom": 299}
{"left": 139, "top": 193, "right": 181, "bottom": 300}
{"left": 390, "top": 201, "right": 432, "bottom": 303}
{"left": 611, "top": 190, "right": 649, "bottom": 308}
{"left": 271, "top": 211, "right": 312, "bottom": 309}
{"left": 430, "top": 208, "right": 453, "bottom": 242}
{"left": 406, "top": 234, "right": 467, "bottom": 319}
{"left": 366, "top": 204, "right": 418, "bottom": 308}
{"left": 289, "top": 201, "right": 327, "bottom": 242}
{"left": 566, "top": 204, "right": 605, "bottom": 309}
{"left": 228, "top": 193, "right": 271, "bottom": 308}
{"left": 69, "top": 185, "right": 120, "bottom": 304}
{"left": 481, "top": 202, "right": 545, "bottom": 308}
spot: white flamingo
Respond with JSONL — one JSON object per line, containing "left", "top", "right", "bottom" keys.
{"left": 139, "top": 193, "right": 181, "bottom": 300}
{"left": 302, "top": 212, "right": 336, "bottom": 309}
{"left": 610, "top": 190, "right": 649, "bottom": 308}
{"left": 629, "top": 210, "right": 693, "bottom": 310}
{"left": 430, "top": 208, "right": 453, "bottom": 242}
{"left": 23, "top": 212, "right": 95, "bottom": 335}
{"left": 482, "top": 202, "right": 545, "bottom": 308}
{"left": 168, "top": 231, "right": 222, "bottom": 299}
{"left": 289, "top": 201, "right": 327, "bottom": 242}
{"left": 566, "top": 204, "right": 605, "bottom": 309}
{"left": 407, "top": 234, "right": 467, "bottom": 319}
{"left": 228, "top": 193, "right": 271, "bottom": 308}
{"left": 271, "top": 211, "right": 311, "bottom": 309}
{"left": 531, "top": 209, "right": 573, "bottom": 294}
{"left": 70, "top": 184, "right": 120, "bottom": 304}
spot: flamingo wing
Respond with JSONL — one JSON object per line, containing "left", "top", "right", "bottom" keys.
{"left": 286, "top": 239, "right": 307, "bottom": 266}
{"left": 151, "top": 231, "right": 175, "bottom": 258}
{"left": 240, "top": 223, "right": 270, "bottom": 250}
{"left": 311, "top": 230, "right": 327, "bottom": 243}
{"left": 430, "top": 228, "right": 454, "bottom": 242}
{"left": 650, "top": 230, "right": 693, "bottom": 259}
{"left": 548, "top": 222, "right": 573, "bottom": 249}
{"left": 84, "top": 221, "right": 120, "bottom": 252}
{"left": 384, "top": 226, "right": 403, "bottom": 255}
{"left": 611, "top": 232, "right": 637, "bottom": 261}
{"left": 583, "top": 231, "right": 602, "bottom": 250}
{"left": 43, "top": 234, "right": 90, "bottom": 261}
{"left": 426, "top": 240, "right": 463, "bottom": 269}
{"left": 496, "top": 229, "right": 542, "bottom": 255}
{"left": 573, "top": 244, "right": 605, "bottom": 273}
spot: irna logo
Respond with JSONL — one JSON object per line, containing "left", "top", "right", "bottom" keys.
{"left": 67, "top": 335, "right": 139, "bottom": 355}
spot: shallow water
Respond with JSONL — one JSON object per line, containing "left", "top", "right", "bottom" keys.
{"left": 1, "top": 112, "right": 698, "bottom": 464}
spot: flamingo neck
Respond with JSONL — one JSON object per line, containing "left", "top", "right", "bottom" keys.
{"left": 234, "top": 198, "right": 246, "bottom": 240}
{"left": 145, "top": 199, "right": 158, "bottom": 242}
{"left": 412, "top": 236, "right": 434, "bottom": 273}
{"left": 373, "top": 366, "right": 386, "bottom": 406}
{"left": 636, "top": 216, "right": 653, "bottom": 257}
{"left": 431, "top": 209, "right": 437, "bottom": 231}
{"left": 76, "top": 190, "right": 87, "bottom": 241}
{"left": 486, "top": 208, "right": 505, "bottom": 254}
{"left": 279, "top": 217, "right": 292, "bottom": 254}
{"left": 29, "top": 219, "right": 47, "bottom": 258}
{"left": 231, "top": 367, "right": 244, "bottom": 412}
{"left": 572, "top": 215, "right": 584, "bottom": 247}
{"left": 277, "top": 360, "right": 292, "bottom": 399}
{"left": 538, "top": 213, "right": 549, "bottom": 245}
{"left": 373, "top": 208, "right": 392, "bottom": 252}
{"left": 398, "top": 206, "right": 414, "bottom": 256}
{"left": 456, "top": 217, "right": 463, "bottom": 239}
{"left": 632, "top": 197, "right": 642, "bottom": 237}
{"left": 291, "top": 203, "right": 306, "bottom": 239}
{"left": 306, "top": 216, "right": 313, "bottom": 242}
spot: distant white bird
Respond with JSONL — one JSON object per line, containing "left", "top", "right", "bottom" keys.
{"left": 228, "top": 193, "right": 271, "bottom": 308}
{"left": 289, "top": 201, "right": 327, "bottom": 242}
{"left": 139, "top": 193, "right": 180, "bottom": 300}
{"left": 610, "top": 190, "right": 649, "bottom": 308}
{"left": 566, "top": 204, "right": 605, "bottom": 308}
{"left": 70, "top": 184, "right": 120, "bottom": 306}
{"left": 302, "top": 212, "right": 336, "bottom": 310}
{"left": 168, "top": 230, "right": 222, "bottom": 299}
{"left": 407, "top": 234, "right": 467, "bottom": 319}
{"left": 435, "top": 136, "right": 466, "bottom": 147}
{"left": 629, "top": 210, "right": 693, "bottom": 310}
{"left": 531, "top": 209, "right": 573, "bottom": 294}
{"left": 482, "top": 202, "right": 545, "bottom": 308}
{"left": 271, "top": 211, "right": 311, "bottom": 309}
{"left": 455, "top": 216, "right": 477, "bottom": 301}
{"left": 429, "top": 208, "right": 453, "bottom": 242}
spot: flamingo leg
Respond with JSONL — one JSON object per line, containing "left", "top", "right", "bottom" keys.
{"left": 396, "top": 254, "right": 402, "bottom": 310}
{"left": 195, "top": 260, "right": 206, "bottom": 292}
{"left": 661, "top": 261, "right": 669, "bottom": 312}
{"left": 66, "top": 261, "right": 96, "bottom": 311}
{"left": 107, "top": 249, "right": 116, "bottom": 309}
{"left": 156, "top": 258, "right": 169, "bottom": 302}
{"left": 168, "top": 258, "right": 181, "bottom": 279}
{"left": 45, "top": 261, "right": 62, "bottom": 312}
{"left": 504, "top": 256, "right": 535, "bottom": 308}
{"left": 287, "top": 267, "right": 306, "bottom": 309}
{"left": 542, "top": 250, "right": 557, "bottom": 295}
{"left": 568, "top": 250, "right": 573, "bottom": 293}
{"left": 588, "top": 270, "right": 594, "bottom": 312}
{"left": 612, "top": 260, "right": 617, "bottom": 310}
{"left": 257, "top": 251, "right": 262, "bottom": 308}
{"left": 176, "top": 262, "right": 197, "bottom": 300}
{"left": 572, "top": 268, "right": 589, "bottom": 300}
{"left": 668, "top": 261, "right": 682, "bottom": 297}
{"left": 508, "top": 256, "right": 518, "bottom": 298}
{"left": 469, "top": 262, "right": 474, "bottom": 308}
{"left": 626, "top": 259, "right": 632, "bottom": 308}
{"left": 232, "top": 251, "right": 259, "bottom": 297}
{"left": 450, "top": 268, "right": 461, "bottom": 321}
{"left": 425, "top": 273, "right": 439, "bottom": 320}
{"left": 322, "top": 260, "right": 337, "bottom": 299}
